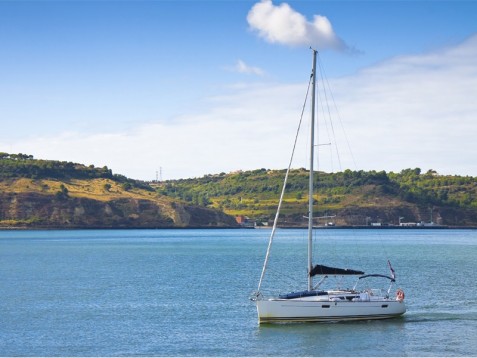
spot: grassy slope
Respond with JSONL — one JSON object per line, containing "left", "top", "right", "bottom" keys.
{"left": 0, "top": 177, "right": 163, "bottom": 202}
{"left": 155, "top": 168, "right": 477, "bottom": 226}
{"left": 2, "top": 154, "right": 476, "bottom": 227}
{"left": 0, "top": 177, "right": 182, "bottom": 227}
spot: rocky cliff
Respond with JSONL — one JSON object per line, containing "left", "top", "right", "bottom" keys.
{"left": 0, "top": 178, "right": 237, "bottom": 229}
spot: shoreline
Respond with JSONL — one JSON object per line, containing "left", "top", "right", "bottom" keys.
{"left": 258, "top": 225, "right": 477, "bottom": 230}
{"left": 1, "top": 225, "right": 477, "bottom": 230}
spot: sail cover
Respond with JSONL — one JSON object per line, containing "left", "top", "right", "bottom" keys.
{"left": 309, "top": 264, "right": 364, "bottom": 277}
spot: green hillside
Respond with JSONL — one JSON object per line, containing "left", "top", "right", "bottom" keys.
{"left": 2, "top": 152, "right": 477, "bottom": 228}
{"left": 155, "top": 168, "right": 477, "bottom": 227}
{"left": 0, "top": 153, "right": 237, "bottom": 228}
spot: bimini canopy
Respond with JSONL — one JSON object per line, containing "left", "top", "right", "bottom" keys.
{"left": 359, "top": 274, "right": 395, "bottom": 282}
{"left": 309, "top": 264, "right": 364, "bottom": 277}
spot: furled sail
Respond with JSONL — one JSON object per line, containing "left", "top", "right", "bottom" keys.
{"left": 309, "top": 264, "right": 364, "bottom": 277}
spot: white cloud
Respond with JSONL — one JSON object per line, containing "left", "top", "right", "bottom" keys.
{"left": 4, "top": 35, "right": 477, "bottom": 179}
{"left": 226, "top": 59, "right": 265, "bottom": 76}
{"left": 247, "top": 0, "right": 347, "bottom": 51}
{"left": 7, "top": 83, "right": 306, "bottom": 180}
{"left": 329, "top": 34, "right": 477, "bottom": 175}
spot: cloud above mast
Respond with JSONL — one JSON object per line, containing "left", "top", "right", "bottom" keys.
{"left": 247, "top": 0, "right": 349, "bottom": 51}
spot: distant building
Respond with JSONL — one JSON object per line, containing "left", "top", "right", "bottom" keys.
{"left": 417, "top": 221, "right": 436, "bottom": 227}
{"left": 236, "top": 215, "right": 247, "bottom": 224}
{"left": 235, "top": 215, "right": 255, "bottom": 227}
{"left": 400, "top": 222, "right": 417, "bottom": 227}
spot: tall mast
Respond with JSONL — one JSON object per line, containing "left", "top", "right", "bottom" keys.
{"left": 308, "top": 49, "right": 317, "bottom": 291}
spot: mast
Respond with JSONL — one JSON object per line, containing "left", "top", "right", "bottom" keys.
{"left": 308, "top": 49, "right": 317, "bottom": 291}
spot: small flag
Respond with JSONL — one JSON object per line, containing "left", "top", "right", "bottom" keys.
{"left": 388, "top": 260, "right": 396, "bottom": 280}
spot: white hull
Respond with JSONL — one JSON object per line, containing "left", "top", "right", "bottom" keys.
{"left": 256, "top": 298, "right": 406, "bottom": 323}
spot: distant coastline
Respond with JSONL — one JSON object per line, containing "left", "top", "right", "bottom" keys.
{"left": 266, "top": 225, "right": 476, "bottom": 230}
{"left": 2, "top": 225, "right": 477, "bottom": 231}
{"left": 2, "top": 154, "right": 477, "bottom": 229}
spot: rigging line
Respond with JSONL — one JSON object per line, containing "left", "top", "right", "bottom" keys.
{"left": 315, "top": 61, "right": 333, "bottom": 172}
{"left": 317, "top": 57, "right": 363, "bottom": 268}
{"left": 317, "top": 55, "right": 358, "bottom": 170}
{"left": 316, "top": 55, "right": 342, "bottom": 171}
{"left": 317, "top": 88, "right": 334, "bottom": 173}
{"left": 266, "top": 266, "right": 306, "bottom": 290}
{"left": 257, "top": 71, "right": 314, "bottom": 293}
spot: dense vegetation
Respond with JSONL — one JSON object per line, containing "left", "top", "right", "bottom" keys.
{"left": 2, "top": 152, "right": 477, "bottom": 227}
{"left": 155, "top": 167, "right": 477, "bottom": 226}
{"left": 0, "top": 152, "right": 152, "bottom": 191}
{"left": 389, "top": 168, "right": 477, "bottom": 208}
{"left": 0, "top": 153, "right": 236, "bottom": 228}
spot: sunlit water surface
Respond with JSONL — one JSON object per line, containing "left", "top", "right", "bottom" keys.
{"left": 1, "top": 229, "right": 476, "bottom": 356}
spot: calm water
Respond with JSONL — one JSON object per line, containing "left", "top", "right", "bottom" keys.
{"left": 1, "top": 228, "right": 476, "bottom": 356}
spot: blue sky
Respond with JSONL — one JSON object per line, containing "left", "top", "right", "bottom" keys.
{"left": 1, "top": 0, "right": 477, "bottom": 180}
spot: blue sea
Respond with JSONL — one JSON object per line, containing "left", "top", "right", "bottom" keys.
{"left": 1, "top": 228, "right": 476, "bottom": 356}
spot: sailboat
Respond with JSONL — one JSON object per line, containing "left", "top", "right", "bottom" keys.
{"left": 252, "top": 49, "right": 406, "bottom": 323}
